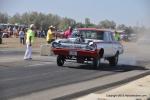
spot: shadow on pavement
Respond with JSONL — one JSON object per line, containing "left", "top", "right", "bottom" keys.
{"left": 66, "top": 63, "right": 148, "bottom": 72}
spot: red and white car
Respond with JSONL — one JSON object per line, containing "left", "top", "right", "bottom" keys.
{"left": 52, "top": 28, "right": 123, "bottom": 68}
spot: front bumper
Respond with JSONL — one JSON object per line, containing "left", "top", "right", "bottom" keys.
{"left": 52, "top": 48, "right": 98, "bottom": 58}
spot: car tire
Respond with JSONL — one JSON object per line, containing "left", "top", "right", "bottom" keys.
{"left": 93, "top": 58, "right": 101, "bottom": 69}
{"left": 109, "top": 52, "right": 119, "bottom": 66}
{"left": 57, "top": 55, "right": 65, "bottom": 66}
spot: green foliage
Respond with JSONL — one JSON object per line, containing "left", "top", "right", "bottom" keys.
{"left": 0, "top": 12, "right": 75, "bottom": 31}
{"left": 0, "top": 12, "right": 8, "bottom": 23}
{"left": 0, "top": 11, "right": 147, "bottom": 36}
{"left": 85, "top": 18, "right": 90, "bottom": 26}
{"left": 98, "top": 19, "right": 116, "bottom": 29}
{"left": 117, "top": 24, "right": 127, "bottom": 30}
{"left": 76, "top": 22, "right": 85, "bottom": 28}
{"left": 117, "top": 24, "right": 134, "bottom": 35}
{"left": 84, "top": 18, "right": 96, "bottom": 28}
{"left": 58, "top": 17, "right": 76, "bottom": 30}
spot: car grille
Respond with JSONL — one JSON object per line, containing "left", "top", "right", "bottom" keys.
{"left": 60, "top": 43, "right": 86, "bottom": 49}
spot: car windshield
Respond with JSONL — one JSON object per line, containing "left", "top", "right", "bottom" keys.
{"left": 71, "top": 30, "right": 104, "bottom": 40}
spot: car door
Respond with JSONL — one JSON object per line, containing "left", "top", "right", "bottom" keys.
{"left": 109, "top": 32, "right": 117, "bottom": 56}
{"left": 103, "top": 31, "right": 113, "bottom": 57}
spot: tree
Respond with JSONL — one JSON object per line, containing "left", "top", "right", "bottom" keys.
{"left": 117, "top": 24, "right": 127, "bottom": 30}
{"left": 125, "top": 26, "right": 134, "bottom": 35}
{"left": 0, "top": 12, "right": 8, "bottom": 23}
{"left": 98, "top": 20, "right": 116, "bottom": 29}
{"left": 58, "top": 17, "right": 76, "bottom": 30}
{"left": 117, "top": 24, "right": 134, "bottom": 35}
{"left": 76, "top": 22, "right": 85, "bottom": 28}
{"left": 21, "top": 12, "right": 30, "bottom": 25}
{"left": 85, "top": 18, "right": 90, "bottom": 27}
{"left": 8, "top": 13, "right": 22, "bottom": 24}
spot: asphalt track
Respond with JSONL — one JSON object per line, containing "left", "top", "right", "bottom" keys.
{"left": 0, "top": 51, "right": 149, "bottom": 100}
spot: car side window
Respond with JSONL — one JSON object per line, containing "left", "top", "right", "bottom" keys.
{"left": 91, "top": 32, "right": 97, "bottom": 39}
{"left": 86, "top": 31, "right": 91, "bottom": 39}
{"left": 97, "top": 31, "right": 104, "bottom": 40}
{"left": 104, "top": 31, "right": 110, "bottom": 42}
{"left": 110, "top": 32, "right": 115, "bottom": 41}
{"left": 108, "top": 32, "right": 112, "bottom": 41}
{"left": 108, "top": 32, "right": 113, "bottom": 42}
{"left": 106, "top": 31, "right": 115, "bottom": 42}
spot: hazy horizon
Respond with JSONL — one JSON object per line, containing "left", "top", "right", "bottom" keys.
{"left": 0, "top": 0, "right": 149, "bottom": 27}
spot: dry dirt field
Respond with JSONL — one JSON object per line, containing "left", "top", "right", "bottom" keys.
{"left": 0, "top": 38, "right": 150, "bottom": 64}
{"left": 0, "top": 38, "right": 133, "bottom": 48}
{"left": 0, "top": 38, "right": 149, "bottom": 55}
{"left": 0, "top": 37, "right": 47, "bottom": 49}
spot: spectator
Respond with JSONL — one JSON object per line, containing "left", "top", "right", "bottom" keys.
{"left": 24, "top": 24, "right": 36, "bottom": 60}
{"left": 7, "top": 26, "right": 11, "bottom": 37}
{"left": 19, "top": 28, "right": 25, "bottom": 45}
{"left": 60, "top": 30, "right": 64, "bottom": 38}
{"left": 13, "top": 26, "right": 18, "bottom": 37}
{"left": 41, "top": 30, "right": 46, "bottom": 38}
{"left": 37, "top": 30, "right": 40, "bottom": 38}
{"left": 114, "top": 31, "right": 121, "bottom": 41}
{"left": 64, "top": 26, "right": 73, "bottom": 38}
{"left": 46, "top": 25, "right": 55, "bottom": 44}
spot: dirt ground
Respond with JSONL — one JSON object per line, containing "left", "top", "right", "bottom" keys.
{"left": 0, "top": 38, "right": 149, "bottom": 55}
{"left": 0, "top": 38, "right": 150, "bottom": 65}
{"left": 122, "top": 41, "right": 150, "bottom": 67}
{"left": 0, "top": 37, "right": 47, "bottom": 49}
{"left": 0, "top": 38, "right": 133, "bottom": 48}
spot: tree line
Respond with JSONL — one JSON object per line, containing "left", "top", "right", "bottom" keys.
{"left": 0, "top": 12, "right": 147, "bottom": 35}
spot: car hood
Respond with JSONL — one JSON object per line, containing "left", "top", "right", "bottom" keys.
{"left": 53, "top": 38, "right": 103, "bottom": 49}
{"left": 56, "top": 38, "right": 103, "bottom": 44}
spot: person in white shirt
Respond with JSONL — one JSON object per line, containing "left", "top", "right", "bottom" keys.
{"left": 13, "top": 26, "right": 17, "bottom": 37}
{"left": 24, "top": 24, "right": 35, "bottom": 60}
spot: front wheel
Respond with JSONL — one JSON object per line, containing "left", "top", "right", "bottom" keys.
{"left": 57, "top": 55, "right": 65, "bottom": 66}
{"left": 93, "top": 58, "right": 101, "bottom": 69}
{"left": 109, "top": 53, "right": 119, "bottom": 66}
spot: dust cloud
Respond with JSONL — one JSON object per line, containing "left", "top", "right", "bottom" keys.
{"left": 134, "top": 28, "right": 150, "bottom": 66}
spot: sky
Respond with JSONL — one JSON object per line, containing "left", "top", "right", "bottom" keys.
{"left": 0, "top": 0, "right": 150, "bottom": 27}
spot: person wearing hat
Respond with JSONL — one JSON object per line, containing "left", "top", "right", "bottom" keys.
{"left": 46, "top": 25, "right": 54, "bottom": 44}
{"left": 24, "top": 24, "right": 35, "bottom": 60}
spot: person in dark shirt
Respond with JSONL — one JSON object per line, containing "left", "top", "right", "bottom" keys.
{"left": 19, "top": 28, "right": 25, "bottom": 45}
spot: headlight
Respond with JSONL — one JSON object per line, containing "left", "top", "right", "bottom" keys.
{"left": 86, "top": 42, "right": 97, "bottom": 51}
{"left": 52, "top": 42, "right": 61, "bottom": 48}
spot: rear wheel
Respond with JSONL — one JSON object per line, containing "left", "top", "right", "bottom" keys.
{"left": 109, "top": 52, "right": 119, "bottom": 66}
{"left": 57, "top": 55, "right": 65, "bottom": 66}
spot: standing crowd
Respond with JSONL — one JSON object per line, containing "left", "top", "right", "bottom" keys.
{"left": 23, "top": 24, "right": 73, "bottom": 60}
{"left": 1, "top": 24, "right": 121, "bottom": 60}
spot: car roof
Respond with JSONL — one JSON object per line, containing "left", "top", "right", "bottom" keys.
{"left": 77, "top": 28, "right": 112, "bottom": 32}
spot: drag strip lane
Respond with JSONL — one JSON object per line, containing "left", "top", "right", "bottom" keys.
{"left": 0, "top": 61, "right": 122, "bottom": 99}
{"left": 0, "top": 55, "right": 147, "bottom": 100}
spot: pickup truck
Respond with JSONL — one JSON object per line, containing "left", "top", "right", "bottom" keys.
{"left": 52, "top": 28, "right": 123, "bottom": 68}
